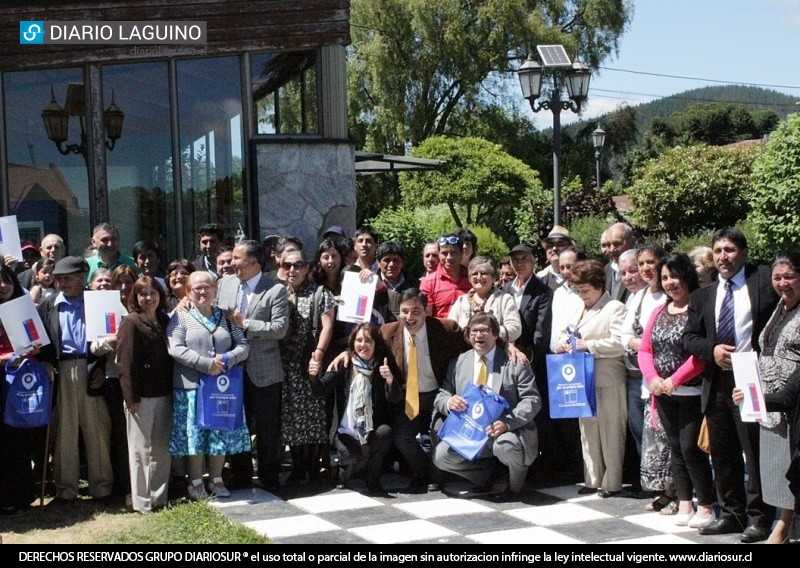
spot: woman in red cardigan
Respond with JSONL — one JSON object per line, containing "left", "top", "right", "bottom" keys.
{"left": 639, "top": 253, "right": 715, "bottom": 529}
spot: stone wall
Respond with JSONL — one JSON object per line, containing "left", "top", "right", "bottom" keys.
{"left": 255, "top": 139, "right": 355, "bottom": 252}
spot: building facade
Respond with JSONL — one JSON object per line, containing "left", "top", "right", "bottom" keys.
{"left": 0, "top": 0, "right": 353, "bottom": 262}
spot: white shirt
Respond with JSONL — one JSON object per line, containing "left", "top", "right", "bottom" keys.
{"left": 715, "top": 267, "right": 753, "bottom": 352}
{"left": 403, "top": 324, "right": 437, "bottom": 393}
{"left": 549, "top": 284, "right": 583, "bottom": 353}
{"left": 239, "top": 273, "right": 262, "bottom": 317}
{"left": 510, "top": 275, "right": 533, "bottom": 310}
{"left": 537, "top": 265, "right": 563, "bottom": 285}
{"left": 472, "top": 347, "right": 499, "bottom": 392}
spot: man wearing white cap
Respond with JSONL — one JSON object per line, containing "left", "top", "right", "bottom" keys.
{"left": 537, "top": 226, "right": 575, "bottom": 291}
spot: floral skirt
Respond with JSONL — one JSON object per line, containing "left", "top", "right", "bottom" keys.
{"left": 640, "top": 400, "right": 673, "bottom": 492}
{"left": 169, "top": 389, "right": 251, "bottom": 457}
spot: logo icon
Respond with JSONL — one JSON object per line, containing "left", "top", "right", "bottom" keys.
{"left": 20, "top": 21, "right": 44, "bottom": 44}
{"left": 471, "top": 401, "right": 485, "bottom": 419}
{"left": 561, "top": 363, "right": 576, "bottom": 382}
{"left": 217, "top": 374, "right": 230, "bottom": 393}
{"left": 21, "top": 373, "right": 37, "bottom": 390}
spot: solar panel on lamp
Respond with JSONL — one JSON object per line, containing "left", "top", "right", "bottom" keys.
{"left": 537, "top": 45, "right": 572, "bottom": 68}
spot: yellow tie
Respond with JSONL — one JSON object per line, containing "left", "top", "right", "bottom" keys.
{"left": 405, "top": 334, "right": 419, "bottom": 420}
{"left": 477, "top": 356, "right": 488, "bottom": 386}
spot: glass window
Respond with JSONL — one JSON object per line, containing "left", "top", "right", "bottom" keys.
{"left": 251, "top": 51, "right": 318, "bottom": 135}
{"left": 177, "top": 57, "right": 244, "bottom": 254}
{"left": 103, "top": 62, "right": 173, "bottom": 267}
{"left": 3, "top": 68, "right": 89, "bottom": 255}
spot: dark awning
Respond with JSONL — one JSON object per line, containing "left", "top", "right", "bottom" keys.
{"left": 355, "top": 151, "right": 442, "bottom": 176}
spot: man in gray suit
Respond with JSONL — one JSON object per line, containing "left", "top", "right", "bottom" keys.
{"left": 433, "top": 313, "right": 541, "bottom": 501}
{"left": 218, "top": 239, "right": 289, "bottom": 491}
{"left": 603, "top": 222, "right": 636, "bottom": 302}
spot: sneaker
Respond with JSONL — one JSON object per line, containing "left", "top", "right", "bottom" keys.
{"left": 207, "top": 477, "right": 230, "bottom": 498}
{"left": 688, "top": 512, "right": 716, "bottom": 529}
{"left": 187, "top": 479, "right": 208, "bottom": 500}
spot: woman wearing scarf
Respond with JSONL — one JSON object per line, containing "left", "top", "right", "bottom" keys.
{"left": 311, "top": 323, "right": 400, "bottom": 496}
{"left": 167, "top": 271, "right": 249, "bottom": 500}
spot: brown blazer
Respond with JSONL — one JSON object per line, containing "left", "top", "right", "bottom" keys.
{"left": 381, "top": 316, "right": 469, "bottom": 390}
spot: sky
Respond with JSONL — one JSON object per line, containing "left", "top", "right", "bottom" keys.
{"left": 524, "top": 0, "right": 800, "bottom": 129}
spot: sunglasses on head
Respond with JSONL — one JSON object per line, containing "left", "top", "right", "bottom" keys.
{"left": 282, "top": 260, "right": 307, "bottom": 271}
{"left": 438, "top": 236, "right": 462, "bottom": 246}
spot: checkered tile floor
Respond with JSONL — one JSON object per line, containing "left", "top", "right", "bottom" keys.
{"left": 211, "top": 475, "right": 747, "bottom": 545}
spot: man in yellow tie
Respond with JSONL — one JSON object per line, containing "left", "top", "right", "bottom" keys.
{"left": 381, "top": 288, "right": 469, "bottom": 492}
{"left": 433, "top": 313, "right": 541, "bottom": 501}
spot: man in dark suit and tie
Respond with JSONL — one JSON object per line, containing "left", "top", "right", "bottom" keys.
{"left": 381, "top": 288, "right": 468, "bottom": 491}
{"left": 433, "top": 313, "right": 541, "bottom": 501}
{"left": 683, "top": 228, "right": 778, "bottom": 542}
{"left": 218, "top": 239, "right": 289, "bottom": 491}
{"left": 603, "top": 223, "right": 636, "bottom": 303}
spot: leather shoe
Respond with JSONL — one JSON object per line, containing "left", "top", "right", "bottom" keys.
{"left": 427, "top": 483, "right": 441, "bottom": 492}
{"left": 598, "top": 490, "right": 622, "bottom": 498}
{"left": 578, "top": 486, "right": 597, "bottom": 495}
{"left": 740, "top": 525, "right": 770, "bottom": 543}
{"left": 698, "top": 517, "right": 744, "bottom": 536}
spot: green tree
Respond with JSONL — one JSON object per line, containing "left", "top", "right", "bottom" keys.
{"left": 349, "top": 0, "right": 633, "bottom": 154}
{"left": 626, "top": 144, "right": 759, "bottom": 239}
{"left": 749, "top": 113, "right": 800, "bottom": 257}
{"left": 400, "top": 136, "right": 546, "bottom": 245}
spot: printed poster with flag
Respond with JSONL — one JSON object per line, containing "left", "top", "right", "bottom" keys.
{"left": 0, "top": 215, "right": 23, "bottom": 262}
{"left": 731, "top": 351, "right": 767, "bottom": 423}
{"left": 84, "top": 290, "right": 125, "bottom": 342}
{"left": 0, "top": 294, "right": 50, "bottom": 354}
{"left": 336, "top": 270, "right": 377, "bottom": 324}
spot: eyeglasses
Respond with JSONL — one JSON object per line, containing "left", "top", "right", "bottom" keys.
{"left": 469, "top": 327, "right": 492, "bottom": 336}
{"left": 437, "top": 236, "right": 462, "bottom": 246}
{"left": 282, "top": 260, "right": 307, "bottom": 271}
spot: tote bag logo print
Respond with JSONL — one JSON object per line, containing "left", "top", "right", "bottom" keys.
{"left": 217, "top": 374, "right": 230, "bottom": 393}
{"left": 471, "top": 401, "right": 485, "bottom": 420}
{"left": 561, "top": 363, "right": 576, "bottom": 382}
{"left": 21, "top": 372, "right": 37, "bottom": 390}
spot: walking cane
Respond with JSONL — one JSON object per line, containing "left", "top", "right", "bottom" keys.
{"left": 39, "top": 366, "right": 55, "bottom": 507}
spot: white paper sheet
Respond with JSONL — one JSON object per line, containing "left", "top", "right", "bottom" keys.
{"left": 336, "top": 270, "right": 377, "bottom": 324}
{"left": 0, "top": 294, "right": 50, "bottom": 354}
{"left": 0, "top": 215, "right": 23, "bottom": 262}
{"left": 84, "top": 290, "right": 125, "bottom": 342}
{"left": 731, "top": 351, "right": 767, "bottom": 423}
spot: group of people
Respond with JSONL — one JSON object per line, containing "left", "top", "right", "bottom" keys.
{"left": 1, "top": 218, "right": 799, "bottom": 545}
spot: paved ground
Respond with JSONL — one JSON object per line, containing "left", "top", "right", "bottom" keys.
{"left": 211, "top": 475, "right": 750, "bottom": 545}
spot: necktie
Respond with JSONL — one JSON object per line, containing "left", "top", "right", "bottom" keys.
{"left": 237, "top": 282, "right": 248, "bottom": 316}
{"left": 717, "top": 280, "right": 736, "bottom": 347}
{"left": 477, "top": 356, "right": 488, "bottom": 385}
{"left": 405, "top": 334, "right": 419, "bottom": 420}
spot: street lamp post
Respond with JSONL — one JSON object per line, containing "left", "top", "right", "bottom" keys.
{"left": 518, "top": 47, "right": 591, "bottom": 227}
{"left": 591, "top": 126, "right": 606, "bottom": 191}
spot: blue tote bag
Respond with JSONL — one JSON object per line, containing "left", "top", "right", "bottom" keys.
{"left": 438, "top": 383, "right": 509, "bottom": 460}
{"left": 196, "top": 364, "right": 245, "bottom": 431}
{"left": 3, "top": 356, "right": 52, "bottom": 428}
{"left": 546, "top": 351, "right": 596, "bottom": 418}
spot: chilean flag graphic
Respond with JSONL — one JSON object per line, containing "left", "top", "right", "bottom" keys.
{"left": 23, "top": 318, "right": 39, "bottom": 342}
{"left": 105, "top": 312, "right": 117, "bottom": 334}
{"left": 356, "top": 295, "right": 368, "bottom": 319}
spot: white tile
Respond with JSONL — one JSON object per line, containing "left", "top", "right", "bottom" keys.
{"left": 244, "top": 515, "right": 340, "bottom": 539}
{"left": 289, "top": 492, "right": 383, "bottom": 514}
{"left": 622, "top": 512, "right": 696, "bottom": 533}
{"left": 210, "top": 488, "right": 279, "bottom": 508}
{"left": 610, "top": 534, "right": 699, "bottom": 544}
{"left": 506, "top": 503, "right": 611, "bottom": 526}
{"left": 468, "top": 526, "right": 584, "bottom": 544}
{"left": 350, "top": 519, "right": 456, "bottom": 543}
{"left": 394, "top": 498, "right": 494, "bottom": 519}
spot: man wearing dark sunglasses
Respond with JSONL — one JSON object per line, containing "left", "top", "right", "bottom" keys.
{"left": 419, "top": 234, "right": 471, "bottom": 318}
